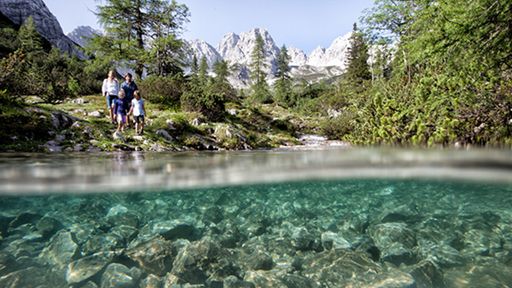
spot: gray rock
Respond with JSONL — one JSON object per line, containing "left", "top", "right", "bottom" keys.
{"left": 39, "top": 230, "right": 77, "bottom": 268}
{"left": 244, "top": 271, "right": 287, "bottom": 288}
{"left": 106, "top": 205, "right": 140, "bottom": 228}
{"left": 88, "top": 111, "right": 103, "bottom": 118}
{"left": 170, "top": 239, "right": 222, "bottom": 284}
{"left": 279, "top": 274, "right": 319, "bottom": 288}
{"left": 0, "top": 266, "right": 67, "bottom": 288}
{"left": 369, "top": 222, "right": 417, "bottom": 265}
{"left": 407, "top": 260, "right": 445, "bottom": 288}
{"left": 35, "top": 215, "right": 64, "bottom": 239}
{"left": 320, "top": 231, "right": 351, "bottom": 250}
{"left": 150, "top": 144, "right": 171, "bottom": 152}
{"left": 140, "top": 274, "right": 163, "bottom": 288}
{"left": 71, "top": 98, "right": 88, "bottom": 104}
{"left": 66, "top": 252, "right": 113, "bottom": 284}
{"left": 113, "top": 131, "right": 126, "bottom": 142}
{"left": 0, "top": 0, "right": 84, "bottom": 57}
{"left": 9, "top": 212, "right": 41, "bottom": 229}
{"left": 417, "top": 241, "right": 465, "bottom": 268}
{"left": 50, "top": 111, "right": 79, "bottom": 130}
{"left": 100, "top": 263, "right": 136, "bottom": 288}
{"left": 152, "top": 220, "right": 200, "bottom": 241}
{"left": 302, "top": 250, "right": 415, "bottom": 287}
{"left": 291, "top": 227, "right": 314, "bottom": 251}
{"left": 43, "top": 140, "right": 63, "bottom": 152}
{"left": 126, "top": 237, "right": 174, "bottom": 276}
{"left": 157, "top": 129, "right": 174, "bottom": 142}
{"left": 246, "top": 249, "right": 273, "bottom": 271}
{"left": 224, "top": 275, "right": 255, "bottom": 288}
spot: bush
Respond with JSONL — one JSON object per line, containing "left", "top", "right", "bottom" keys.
{"left": 321, "top": 111, "right": 355, "bottom": 140}
{"left": 181, "top": 81, "right": 226, "bottom": 122}
{"left": 139, "top": 75, "right": 185, "bottom": 108}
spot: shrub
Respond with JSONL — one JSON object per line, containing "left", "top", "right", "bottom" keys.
{"left": 321, "top": 111, "right": 355, "bottom": 140}
{"left": 139, "top": 75, "right": 185, "bottom": 108}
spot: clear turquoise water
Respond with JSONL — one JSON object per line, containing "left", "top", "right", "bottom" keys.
{"left": 0, "top": 149, "right": 511, "bottom": 287}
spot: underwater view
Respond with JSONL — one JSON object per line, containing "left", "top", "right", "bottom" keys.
{"left": 1, "top": 149, "right": 512, "bottom": 288}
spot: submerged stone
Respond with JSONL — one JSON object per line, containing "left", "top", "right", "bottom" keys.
{"left": 66, "top": 252, "right": 113, "bottom": 284}
{"left": 140, "top": 274, "right": 163, "bottom": 288}
{"left": 126, "top": 236, "right": 174, "bottom": 276}
{"left": 320, "top": 231, "right": 351, "bottom": 250}
{"left": 100, "top": 263, "right": 136, "bottom": 288}
{"left": 39, "top": 230, "right": 77, "bottom": 268}
{"left": 369, "top": 222, "right": 417, "bottom": 265}
{"left": 246, "top": 249, "right": 274, "bottom": 271}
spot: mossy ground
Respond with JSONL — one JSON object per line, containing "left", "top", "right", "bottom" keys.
{"left": 0, "top": 95, "right": 316, "bottom": 152}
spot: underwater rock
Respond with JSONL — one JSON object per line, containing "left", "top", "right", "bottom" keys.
{"left": 151, "top": 220, "right": 201, "bottom": 241}
{"left": 461, "top": 228, "right": 502, "bottom": 257}
{"left": 202, "top": 206, "right": 224, "bottom": 224}
{"left": 320, "top": 231, "right": 351, "bottom": 250}
{"left": 0, "top": 266, "right": 66, "bottom": 288}
{"left": 246, "top": 249, "right": 274, "bottom": 271}
{"left": 39, "top": 230, "right": 77, "bottom": 268}
{"left": 279, "top": 274, "right": 319, "bottom": 288}
{"left": 407, "top": 260, "right": 445, "bottom": 288}
{"left": 223, "top": 275, "right": 255, "bottom": 288}
{"left": 417, "top": 241, "right": 465, "bottom": 268}
{"left": 82, "top": 234, "right": 123, "bottom": 255}
{"left": 0, "top": 214, "right": 14, "bottom": 237}
{"left": 106, "top": 205, "right": 140, "bottom": 228}
{"left": 109, "top": 225, "right": 138, "bottom": 244}
{"left": 100, "top": 263, "right": 137, "bottom": 288}
{"left": 170, "top": 238, "right": 222, "bottom": 285}
{"left": 444, "top": 262, "right": 512, "bottom": 287}
{"left": 66, "top": 252, "right": 114, "bottom": 284}
{"left": 9, "top": 212, "right": 42, "bottom": 229}
{"left": 291, "top": 227, "right": 315, "bottom": 251}
{"left": 126, "top": 236, "right": 174, "bottom": 276}
{"left": 244, "top": 271, "right": 287, "bottom": 288}
{"left": 302, "top": 249, "right": 416, "bottom": 287}
{"left": 35, "top": 216, "right": 64, "bottom": 239}
{"left": 369, "top": 222, "right": 417, "bottom": 265}
{"left": 140, "top": 274, "right": 163, "bottom": 288}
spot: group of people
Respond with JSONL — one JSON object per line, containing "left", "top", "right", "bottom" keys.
{"left": 102, "top": 71, "right": 146, "bottom": 135}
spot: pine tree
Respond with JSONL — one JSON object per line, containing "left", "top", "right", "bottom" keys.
{"left": 345, "top": 23, "right": 371, "bottom": 84}
{"left": 250, "top": 32, "right": 270, "bottom": 103}
{"left": 198, "top": 56, "right": 209, "bottom": 85}
{"left": 191, "top": 55, "right": 199, "bottom": 75}
{"left": 273, "top": 45, "right": 293, "bottom": 106}
{"left": 17, "top": 17, "right": 43, "bottom": 54}
{"left": 94, "top": 0, "right": 189, "bottom": 78}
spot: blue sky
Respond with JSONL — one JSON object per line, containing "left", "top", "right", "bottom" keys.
{"left": 44, "top": 0, "right": 374, "bottom": 53}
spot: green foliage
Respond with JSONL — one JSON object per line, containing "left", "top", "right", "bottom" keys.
{"left": 138, "top": 75, "right": 185, "bottom": 108}
{"left": 273, "top": 45, "right": 293, "bottom": 106}
{"left": 321, "top": 111, "right": 356, "bottom": 140}
{"left": 93, "top": 0, "right": 190, "bottom": 78}
{"left": 249, "top": 32, "right": 271, "bottom": 103}
{"left": 345, "top": 23, "right": 371, "bottom": 85}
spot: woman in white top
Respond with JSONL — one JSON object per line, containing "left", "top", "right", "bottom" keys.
{"left": 102, "top": 70, "right": 119, "bottom": 123}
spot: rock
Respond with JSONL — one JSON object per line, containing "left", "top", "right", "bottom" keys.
{"left": 320, "top": 231, "right": 351, "bottom": 250}
{"left": 223, "top": 275, "right": 255, "bottom": 288}
{"left": 244, "top": 271, "right": 286, "bottom": 288}
{"left": 246, "top": 249, "right": 274, "bottom": 271}
{"left": 113, "top": 131, "right": 126, "bottom": 142}
{"left": 461, "top": 228, "right": 502, "bottom": 257}
{"left": 9, "top": 212, "right": 42, "bottom": 229}
{"left": 110, "top": 225, "right": 138, "bottom": 244}
{"left": 50, "top": 111, "right": 79, "bottom": 130}
{"left": 126, "top": 236, "right": 174, "bottom": 276}
{"left": 152, "top": 220, "right": 200, "bottom": 241}
{"left": 35, "top": 216, "right": 64, "bottom": 239}
{"left": 279, "top": 274, "right": 319, "bottom": 288}
{"left": 150, "top": 144, "right": 171, "bottom": 152}
{"left": 39, "top": 231, "right": 78, "bottom": 268}
{"left": 156, "top": 129, "right": 174, "bottom": 142}
{"left": 100, "top": 263, "right": 136, "bottom": 288}
{"left": 417, "top": 241, "right": 465, "bottom": 268}
{"left": 369, "top": 222, "right": 417, "bottom": 265}
{"left": 70, "top": 98, "right": 88, "bottom": 104}
{"left": 66, "top": 252, "right": 113, "bottom": 284}
{"left": 407, "top": 260, "right": 445, "bottom": 288}
{"left": 82, "top": 281, "right": 100, "bottom": 288}
{"left": 88, "top": 111, "right": 103, "bottom": 118}
{"left": 0, "top": 0, "right": 84, "bottom": 57}
{"left": 43, "top": 140, "right": 63, "bottom": 152}
{"left": 140, "top": 274, "right": 163, "bottom": 288}
{"left": 73, "top": 144, "right": 85, "bottom": 152}
{"left": 170, "top": 239, "right": 223, "bottom": 284}
{"left": 106, "top": 205, "right": 140, "bottom": 228}
{"left": 191, "top": 118, "right": 202, "bottom": 126}
{"left": 291, "top": 227, "right": 315, "bottom": 251}
{"left": 302, "top": 250, "right": 415, "bottom": 287}
{"left": 0, "top": 266, "right": 66, "bottom": 288}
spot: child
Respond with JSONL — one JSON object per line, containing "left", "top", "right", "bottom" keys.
{"left": 128, "top": 90, "right": 146, "bottom": 135}
{"left": 112, "top": 89, "right": 127, "bottom": 133}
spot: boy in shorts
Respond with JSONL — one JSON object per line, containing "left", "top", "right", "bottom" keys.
{"left": 112, "top": 89, "right": 127, "bottom": 133}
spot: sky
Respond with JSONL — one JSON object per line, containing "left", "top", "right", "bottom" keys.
{"left": 44, "top": 0, "right": 374, "bottom": 54}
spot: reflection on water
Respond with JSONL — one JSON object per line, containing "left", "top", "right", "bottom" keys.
{"left": 0, "top": 148, "right": 511, "bottom": 194}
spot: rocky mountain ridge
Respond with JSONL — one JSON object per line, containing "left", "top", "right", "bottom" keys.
{"left": 0, "top": 0, "right": 83, "bottom": 58}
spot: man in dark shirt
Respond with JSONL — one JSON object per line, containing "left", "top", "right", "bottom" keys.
{"left": 121, "top": 73, "right": 138, "bottom": 126}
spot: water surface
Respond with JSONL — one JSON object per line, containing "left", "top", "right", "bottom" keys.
{"left": 0, "top": 149, "right": 511, "bottom": 287}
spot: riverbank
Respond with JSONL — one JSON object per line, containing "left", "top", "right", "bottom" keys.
{"left": 0, "top": 95, "right": 340, "bottom": 153}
